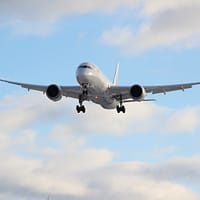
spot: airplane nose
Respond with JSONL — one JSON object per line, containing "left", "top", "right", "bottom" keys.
{"left": 76, "top": 68, "right": 92, "bottom": 84}
{"left": 76, "top": 68, "right": 90, "bottom": 77}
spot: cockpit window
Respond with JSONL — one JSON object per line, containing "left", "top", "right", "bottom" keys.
{"left": 79, "top": 65, "right": 93, "bottom": 69}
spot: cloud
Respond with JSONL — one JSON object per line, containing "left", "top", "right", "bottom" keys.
{"left": 0, "top": 0, "right": 139, "bottom": 35}
{"left": 165, "top": 107, "right": 200, "bottom": 132}
{"left": 1, "top": 0, "right": 200, "bottom": 52}
{"left": 133, "top": 155, "right": 200, "bottom": 185}
{"left": 69, "top": 103, "right": 200, "bottom": 135}
{"left": 1, "top": 93, "right": 200, "bottom": 136}
{"left": 141, "top": 0, "right": 200, "bottom": 16}
{"left": 0, "top": 93, "right": 200, "bottom": 199}
{"left": 0, "top": 93, "right": 69, "bottom": 133}
{"left": 0, "top": 132, "right": 200, "bottom": 200}
{"left": 101, "top": 0, "right": 200, "bottom": 53}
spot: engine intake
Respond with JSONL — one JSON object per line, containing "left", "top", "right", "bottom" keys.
{"left": 46, "top": 84, "right": 62, "bottom": 102}
{"left": 130, "top": 84, "right": 146, "bottom": 100}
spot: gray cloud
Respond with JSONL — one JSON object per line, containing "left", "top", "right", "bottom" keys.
{"left": 1, "top": 93, "right": 200, "bottom": 136}
{"left": 140, "top": 156, "right": 200, "bottom": 184}
{"left": 0, "top": 94, "right": 200, "bottom": 199}
{"left": 1, "top": 0, "right": 200, "bottom": 52}
{"left": 0, "top": 93, "right": 69, "bottom": 133}
{"left": 0, "top": 0, "right": 139, "bottom": 35}
{"left": 101, "top": 0, "right": 200, "bottom": 52}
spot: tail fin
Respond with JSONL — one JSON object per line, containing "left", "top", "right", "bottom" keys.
{"left": 113, "top": 64, "right": 119, "bottom": 86}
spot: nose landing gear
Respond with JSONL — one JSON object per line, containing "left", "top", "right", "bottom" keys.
{"left": 76, "top": 95, "right": 86, "bottom": 113}
{"left": 76, "top": 105, "right": 86, "bottom": 113}
{"left": 76, "top": 84, "right": 88, "bottom": 113}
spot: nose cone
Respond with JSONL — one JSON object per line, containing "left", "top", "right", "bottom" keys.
{"left": 76, "top": 67, "right": 88, "bottom": 76}
{"left": 76, "top": 63, "right": 95, "bottom": 84}
{"left": 76, "top": 68, "right": 92, "bottom": 85}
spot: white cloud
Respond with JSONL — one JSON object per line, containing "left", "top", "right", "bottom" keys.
{"left": 142, "top": 0, "right": 200, "bottom": 16}
{"left": 1, "top": 93, "right": 200, "bottom": 136}
{"left": 165, "top": 107, "right": 200, "bottom": 133}
{"left": 0, "top": 93, "right": 69, "bottom": 133}
{"left": 0, "top": 93, "right": 200, "bottom": 199}
{"left": 135, "top": 155, "right": 200, "bottom": 184}
{"left": 101, "top": 0, "right": 200, "bottom": 53}
{"left": 1, "top": 134, "right": 200, "bottom": 200}
{"left": 0, "top": 0, "right": 139, "bottom": 35}
{"left": 1, "top": 0, "right": 200, "bottom": 51}
{"left": 67, "top": 102, "right": 200, "bottom": 135}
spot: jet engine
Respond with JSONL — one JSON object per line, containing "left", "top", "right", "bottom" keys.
{"left": 46, "top": 84, "right": 62, "bottom": 102}
{"left": 130, "top": 84, "right": 146, "bottom": 101}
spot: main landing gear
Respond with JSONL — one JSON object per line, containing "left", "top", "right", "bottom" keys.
{"left": 116, "top": 95, "right": 126, "bottom": 113}
{"left": 116, "top": 105, "right": 126, "bottom": 113}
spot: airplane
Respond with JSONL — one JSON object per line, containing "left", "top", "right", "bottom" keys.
{"left": 0, "top": 62, "right": 200, "bottom": 113}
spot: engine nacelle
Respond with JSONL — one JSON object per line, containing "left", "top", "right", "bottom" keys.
{"left": 130, "top": 84, "right": 146, "bottom": 101}
{"left": 46, "top": 84, "right": 62, "bottom": 102}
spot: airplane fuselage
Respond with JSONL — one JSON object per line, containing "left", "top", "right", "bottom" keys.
{"left": 76, "top": 62, "right": 118, "bottom": 109}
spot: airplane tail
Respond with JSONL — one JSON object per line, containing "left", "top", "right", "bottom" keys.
{"left": 113, "top": 64, "right": 119, "bottom": 86}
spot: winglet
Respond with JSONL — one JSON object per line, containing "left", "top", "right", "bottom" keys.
{"left": 113, "top": 64, "right": 119, "bottom": 86}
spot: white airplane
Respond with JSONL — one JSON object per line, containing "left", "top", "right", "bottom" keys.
{"left": 0, "top": 62, "right": 200, "bottom": 113}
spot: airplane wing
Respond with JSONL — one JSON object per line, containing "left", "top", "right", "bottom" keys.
{"left": 145, "top": 82, "right": 200, "bottom": 94}
{"left": 0, "top": 79, "right": 82, "bottom": 99}
{"left": 109, "top": 82, "right": 200, "bottom": 101}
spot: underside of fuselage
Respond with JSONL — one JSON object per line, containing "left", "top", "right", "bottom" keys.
{"left": 90, "top": 94, "right": 119, "bottom": 109}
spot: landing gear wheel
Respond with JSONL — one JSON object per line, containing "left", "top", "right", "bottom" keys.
{"left": 121, "top": 105, "right": 126, "bottom": 113}
{"left": 76, "top": 105, "right": 86, "bottom": 113}
{"left": 81, "top": 105, "right": 86, "bottom": 113}
{"left": 116, "top": 105, "right": 126, "bottom": 113}
{"left": 117, "top": 105, "right": 120, "bottom": 113}
{"left": 76, "top": 92, "right": 87, "bottom": 113}
{"left": 76, "top": 105, "right": 81, "bottom": 113}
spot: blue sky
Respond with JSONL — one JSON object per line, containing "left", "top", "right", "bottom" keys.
{"left": 0, "top": 1, "right": 200, "bottom": 199}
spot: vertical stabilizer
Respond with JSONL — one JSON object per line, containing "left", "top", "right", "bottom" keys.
{"left": 113, "top": 64, "right": 119, "bottom": 86}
